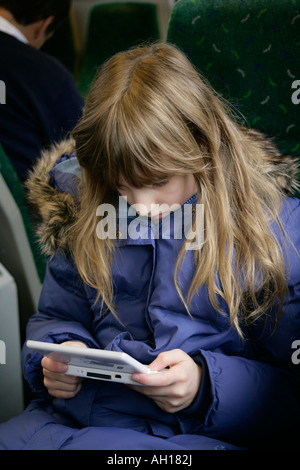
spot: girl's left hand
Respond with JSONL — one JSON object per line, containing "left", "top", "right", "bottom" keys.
{"left": 130, "top": 349, "right": 202, "bottom": 413}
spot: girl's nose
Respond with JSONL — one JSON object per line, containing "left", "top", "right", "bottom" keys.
{"left": 131, "top": 190, "right": 154, "bottom": 216}
{"left": 133, "top": 201, "right": 152, "bottom": 217}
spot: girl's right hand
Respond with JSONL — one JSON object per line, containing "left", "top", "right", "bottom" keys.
{"left": 41, "top": 341, "right": 87, "bottom": 398}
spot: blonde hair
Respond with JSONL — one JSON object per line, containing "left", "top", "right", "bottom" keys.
{"left": 71, "top": 42, "right": 289, "bottom": 337}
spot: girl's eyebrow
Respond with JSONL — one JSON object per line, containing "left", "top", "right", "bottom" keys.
{"left": 117, "top": 178, "right": 170, "bottom": 190}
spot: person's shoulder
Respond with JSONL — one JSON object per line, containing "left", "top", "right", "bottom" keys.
{"left": 275, "top": 197, "right": 300, "bottom": 243}
{"left": 277, "top": 197, "right": 300, "bottom": 283}
{"left": 0, "top": 31, "right": 73, "bottom": 80}
{"left": 34, "top": 48, "right": 83, "bottom": 108}
{"left": 269, "top": 196, "right": 300, "bottom": 252}
{"left": 280, "top": 197, "right": 300, "bottom": 224}
{"left": 33, "top": 46, "right": 74, "bottom": 81}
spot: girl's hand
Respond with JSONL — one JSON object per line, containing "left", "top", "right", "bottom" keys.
{"left": 41, "top": 341, "right": 87, "bottom": 398}
{"left": 130, "top": 349, "right": 202, "bottom": 413}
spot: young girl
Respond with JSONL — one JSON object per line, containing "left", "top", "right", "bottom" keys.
{"left": 0, "top": 42, "right": 299, "bottom": 450}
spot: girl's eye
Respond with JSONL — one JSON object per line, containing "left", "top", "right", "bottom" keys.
{"left": 152, "top": 180, "right": 169, "bottom": 188}
{"left": 117, "top": 182, "right": 128, "bottom": 191}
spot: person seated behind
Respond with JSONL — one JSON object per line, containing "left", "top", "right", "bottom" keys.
{"left": 0, "top": 0, "right": 83, "bottom": 182}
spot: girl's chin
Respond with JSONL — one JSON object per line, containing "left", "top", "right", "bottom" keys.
{"left": 149, "top": 212, "right": 169, "bottom": 221}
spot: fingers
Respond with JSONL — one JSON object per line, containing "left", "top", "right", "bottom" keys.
{"left": 40, "top": 341, "right": 87, "bottom": 398}
{"left": 41, "top": 355, "right": 83, "bottom": 399}
{"left": 62, "top": 341, "right": 88, "bottom": 349}
{"left": 43, "top": 369, "right": 83, "bottom": 398}
{"left": 131, "top": 349, "right": 188, "bottom": 387}
{"left": 41, "top": 355, "right": 68, "bottom": 374}
{"left": 130, "top": 349, "right": 202, "bottom": 413}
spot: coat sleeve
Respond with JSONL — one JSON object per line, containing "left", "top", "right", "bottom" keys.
{"left": 175, "top": 351, "right": 300, "bottom": 447}
{"left": 176, "top": 199, "right": 300, "bottom": 447}
{"left": 176, "top": 291, "right": 300, "bottom": 447}
{"left": 22, "top": 252, "right": 100, "bottom": 395}
{"left": 199, "top": 351, "right": 299, "bottom": 447}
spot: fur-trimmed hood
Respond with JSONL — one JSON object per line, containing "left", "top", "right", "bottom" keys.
{"left": 25, "top": 133, "right": 299, "bottom": 258}
{"left": 26, "top": 138, "right": 79, "bottom": 257}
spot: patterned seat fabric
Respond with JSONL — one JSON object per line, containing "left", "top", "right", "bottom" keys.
{"left": 167, "top": 0, "right": 300, "bottom": 163}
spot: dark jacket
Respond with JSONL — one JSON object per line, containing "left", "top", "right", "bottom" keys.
{"left": 0, "top": 31, "right": 83, "bottom": 182}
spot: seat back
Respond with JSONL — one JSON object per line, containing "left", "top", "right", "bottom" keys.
{"left": 78, "top": 2, "right": 160, "bottom": 96}
{"left": 0, "top": 146, "right": 43, "bottom": 335}
{"left": 0, "top": 144, "right": 47, "bottom": 282}
{"left": 0, "top": 262, "right": 24, "bottom": 423}
{"left": 167, "top": 0, "right": 300, "bottom": 162}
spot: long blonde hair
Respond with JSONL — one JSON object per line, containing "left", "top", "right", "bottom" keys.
{"left": 71, "top": 42, "right": 289, "bottom": 337}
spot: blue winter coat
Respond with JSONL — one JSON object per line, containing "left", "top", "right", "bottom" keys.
{"left": 0, "top": 141, "right": 299, "bottom": 450}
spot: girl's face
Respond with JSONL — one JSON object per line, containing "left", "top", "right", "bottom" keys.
{"left": 118, "top": 174, "right": 198, "bottom": 220}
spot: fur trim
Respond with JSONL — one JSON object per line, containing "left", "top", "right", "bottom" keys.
{"left": 245, "top": 128, "right": 300, "bottom": 195}
{"left": 25, "top": 138, "right": 78, "bottom": 257}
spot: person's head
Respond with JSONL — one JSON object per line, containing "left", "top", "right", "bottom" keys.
{"left": 74, "top": 42, "right": 230, "bottom": 198}
{"left": 0, "top": 0, "right": 71, "bottom": 47}
{"left": 72, "top": 42, "right": 287, "bottom": 336}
